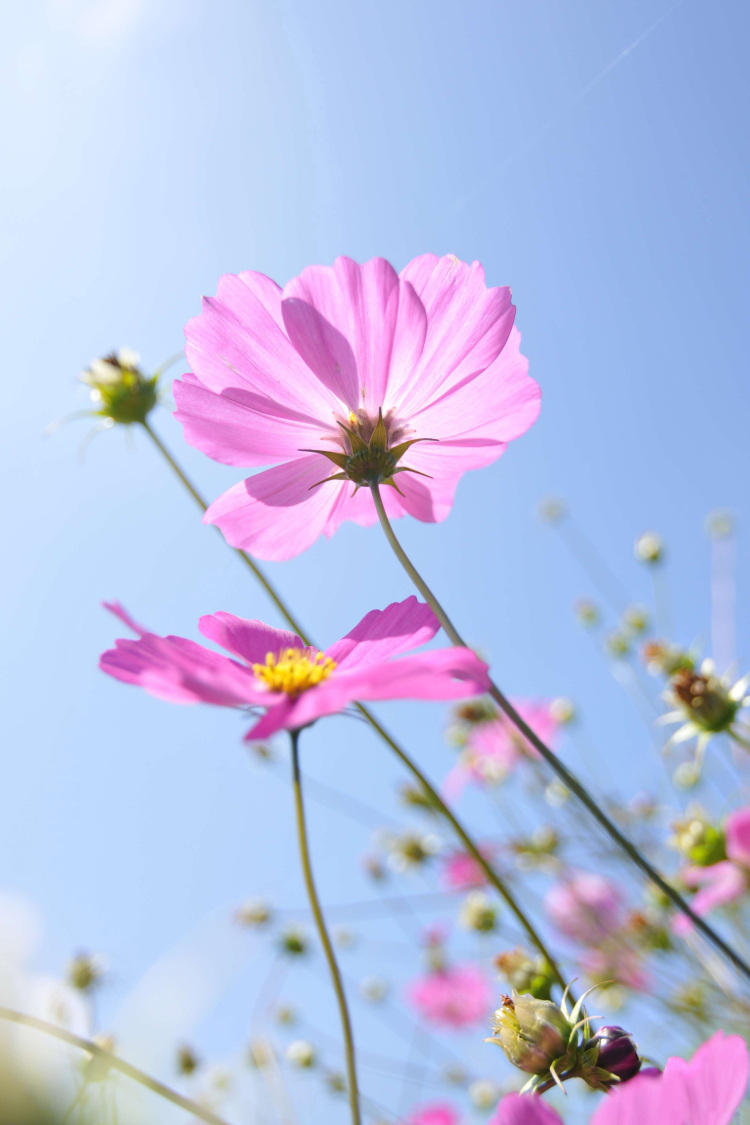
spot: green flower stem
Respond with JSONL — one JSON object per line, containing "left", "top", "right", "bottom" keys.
{"left": 289, "top": 729, "right": 361, "bottom": 1125}
{"left": 370, "top": 482, "right": 750, "bottom": 986}
{"left": 0, "top": 1006, "right": 233, "bottom": 1125}
{"left": 141, "top": 420, "right": 566, "bottom": 989}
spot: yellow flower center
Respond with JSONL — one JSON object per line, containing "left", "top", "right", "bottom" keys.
{"left": 252, "top": 648, "right": 337, "bottom": 696}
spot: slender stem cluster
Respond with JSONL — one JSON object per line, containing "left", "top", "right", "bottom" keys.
{"left": 368, "top": 482, "right": 750, "bottom": 986}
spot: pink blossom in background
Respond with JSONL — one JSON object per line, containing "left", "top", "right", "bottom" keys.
{"left": 444, "top": 702, "right": 559, "bottom": 797}
{"left": 545, "top": 872, "right": 624, "bottom": 945}
{"left": 674, "top": 806, "right": 750, "bottom": 935}
{"left": 407, "top": 1103, "right": 461, "bottom": 1125}
{"left": 174, "top": 254, "right": 540, "bottom": 560}
{"left": 406, "top": 962, "right": 492, "bottom": 1030}
{"left": 489, "top": 1032, "right": 748, "bottom": 1125}
{"left": 440, "top": 846, "right": 497, "bottom": 891}
{"left": 99, "top": 596, "right": 490, "bottom": 740}
{"left": 580, "top": 945, "right": 651, "bottom": 993}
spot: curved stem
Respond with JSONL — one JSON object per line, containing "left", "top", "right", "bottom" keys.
{"left": 140, "top": 421, "right": 565, "bottom": 986}
{"left": 0, "top": 1007, "right": 233, "bottom": 1125}
{"left": 289, "top": 729, "right": 361, "bottom": 1125}
{"left": 370, "top": 482, "right": 750, "bottom": 986}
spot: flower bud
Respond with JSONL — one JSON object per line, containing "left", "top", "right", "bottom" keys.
{"left": 587, "top": 1026, "right": 641, "bottom": 1082}
{"left": 459, "top": 891, "right": 497, "bottom": 933}
{"left": 80, "top": 349, "right": 158, "bottom": 426}
{"left": 642, "top": 641, "right": 693, "bottom": 677}
{"left": 278, "top": 924, "right": 308, "bottom": 956}
{"left": 67, "top": 951, "right": 106, "bottom": 993}
{"left": 574, "top": 599, "right": 600, "bottom": 629}
{"left": 487, "top": 993, "right": 570, "bottom": 1075}
{"left": 704, "top": 509, "right": 734, "bottom": 539}
{"left": 235, "top": 898, "right": 273, "bottom": 927}
{"left": 177, "top": 1044, "right": 200, "bottom": 1076}
{"left": 622, "top": 605, "right": 649, "bottom": 634}
{"left": 494, "top": 948, "right": 555, "bottom": 1001}
{"left": 538, "top": 497, "right": 567, "bottom": 524}
{"left": 549, "top": 698, "right": 576, "bottom": 725}
{"left": 286, "top": 1040, "right": 316, "bottom": 1068}
{"left": 468, "top": 1079, "right": 500, "bottom": 1110}
{"left": 635, "top": 532, "right": 664, "bottom": 564}
{"left": 605, "top": 630, "right": 631, "bottom": 659}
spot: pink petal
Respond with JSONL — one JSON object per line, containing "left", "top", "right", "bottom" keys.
{"left": 489, "top": 1094, "right": 563, "bottom": 1125}
{"left": 395, "top": 471, "right": 462, "bottom": 524}
{"left": 330, "top": 648, "right": 490, "bottom": 702}
{"left": 203, "top": 456, "right": 342, "bottom": 560}
{"left": 591, "top": 1069, "right": 685, "bottom": 1125}
{"left": 672, "top": 862, "right": 747, "bottom": 935}
{"left": 100, "top": 633, "right": 263, "bottom": 707}
{"left": 666, "top": 1031, "right": 749, "bottom": 1125}
{"left": 726, "top": 806, "right": 750, "bottom": 867}
{"left": 184, "top": 270, "right": 342, "bottom": 419}
{"left": 324, "top": 597, "right": 439, "bottom": 668}
{"left": 173, "top": 376, "right": 327, "bottom": 468}
{"left": 102, "top": 600, "right": 148, "bottom": 637}
{"left": 282, "top": 257, "right": 428, "bottom": 410}
{"left": 198, "top": 613, "right": 306, "bottom": 665}
{"left": 396, "top": 254, "right": 515, "bottom": 417}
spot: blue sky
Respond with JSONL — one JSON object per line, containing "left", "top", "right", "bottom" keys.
{"left": 0, "top": 0, "right": 748, "bottom": 1119}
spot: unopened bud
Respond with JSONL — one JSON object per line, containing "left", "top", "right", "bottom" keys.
{"left": 538, "top": 497, "right": 567, "bottom": 524}
{"left": 605, "top": 630, "right": 631, "bottom": 659}
{"left": 587, "top": 1026, "right": 641, "bottom": 1083}
{"left": 286, "top": 1040, "right": 316, "bottom": 1069}
{"left": 704, "top": 510, "right": 734, "bottom": 540}
{"left": 487, "top": 993, "right": 570, "bottom": 1075}
{"left": 279, "top": 925, "right": 308, "bottom": 956}
{"left": 360, "top": 975, "right": 389, "bottom": 1003}
{"left": 575, "top": 599, "right": 600, "bottom": 628}
{"left": 468, "top": 1079, "right": 500, "bottom": 1110}
{"left": 459, "top": 892, "right": 497, "bottom": 933}
{"left": 80, "top": 349, "right": 158, "bottom": 426}
{"left": 494, "top": 948, "right": 555, "bottom": 1001}
{"left": 67, "top": 951, "right": 106, "bottom": 993}
{"left": 549, "top": 697, "right": 576, "bottom": 725}
{"left": 622, "top": 605, "right": 649, "bottom": 634}
{"left": 177, "top": 1044, "right": 200, "bottom": 1076}
{"left": 635, "top": 532, "right": 664, "bottom": 564}
{"left": 235, "top": 898, "right": 273, "bottom": 927}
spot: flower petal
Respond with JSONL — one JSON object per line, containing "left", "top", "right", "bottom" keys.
{"left": 184, "top": 269, "right": 342, "bottom": 418}
{"left": 204, "top": 456, "right": 342, "bottom": 560}
{"left": 325, "top": 597, "right": 439, "bottom": 668}
{"left": 198, "top": 613, "right": 306, "bottom": 665}
{"left": 174, "top": 375, "right": 328, "bottom": 468}
{"left": 672, "top": 861, "right": 747, "bottom": 934}
{"left": 396, "top": 254, "right": 515, "bottom": 417}
{"left": 331, "top": 648, "right": 490, "bottom": 702}
{"left": 726, "top": 805, "right": 750, "bottom": 867}
{"left": 489, "top": 1094, "right": 563, "bottom": 1125}
{"left": 102, "top": 600, "right": 148, "bottom": 637}
{"left": 100, "top": 633, "right": 263, "bottom": 706}
{"left": 590, "top": 1069, "right": 685, "bottom": 1125}
{"left": 665, "top": 1031, "right": 749, "bottom": 1125}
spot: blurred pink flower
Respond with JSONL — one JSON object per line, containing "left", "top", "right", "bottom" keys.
{"left": 100, "top": 597, "right": 489, "bottom": 740}
{"left": 407, "top": 1104, "right": 461, "bottom": 1125}
{"left": 440, "top": 847, "right": 497, "bottom": 891}
{"left": 174, "top": 254, "right": 540, "bottom": 560}
{"left": 489, "top": 1031, "right": 748, "bottom": 1125}
{"left": 580, "top": 945, "right": 651, "bottom": 992}
{"left": 674, "top": 806, "right": 750, "bottom": 935}
{"left": 406, "top": 963, "right": 492, "bottom": 1030}
{"left": 444, "top": 702, "right": 559, "bottom": 797}
{"left": 545, "top": 872, "right": 624, "bottom": 945}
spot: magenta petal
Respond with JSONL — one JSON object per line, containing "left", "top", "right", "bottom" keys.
{"left": 666, "top": 1031, "right": 750, "bottom": 1125}
{"left": 591, "top": 1069, "right": 685, "bottom": 1125}
{"left": 324, "top": 597, "right": 439, "bottom": 668}
{"left": 185, "top": 270, "right": 341, "bottom": 418}
{"left": 396, "top": 253, "right": 516, "bottom": 416}
{"left": 173, "top": 376, "right": 326, "bottom": 468}
{"left": 204, "top": 456, "right": 342, "bottom": 560}
{"left": 102, "top": 600, "right": 148, "bottom": 637}
{"left": 726, "top": 806, "right": 750, "bottom": 867}
{"left": 489, "top": 1094, "right": 563, "bottom": 1125}
{"left": 331, "top": 648, "right": 491, "bottom": 703}
{"left": 198, "top": 613, "right": 306, "bottom": 665}
{"left": 673, "top": 862, "right": 747, "bottom": 935}
{"left": 100, "top": 633, "right": 263, "bottom": 707}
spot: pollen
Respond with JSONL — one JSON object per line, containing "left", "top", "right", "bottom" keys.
{"left": 252, "top": 648, "right": 337, "bottom": 696}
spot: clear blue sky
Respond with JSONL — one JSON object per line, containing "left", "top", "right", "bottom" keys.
{"left": 0, "top": 0, "right": 748, "bottom": 1119}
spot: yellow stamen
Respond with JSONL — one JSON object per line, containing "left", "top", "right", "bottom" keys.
{"left": 252, "top": 648, "right": 337, "bottom": 696}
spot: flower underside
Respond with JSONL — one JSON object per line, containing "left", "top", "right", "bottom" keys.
{"left": 302, "top": 408, "right": 436, "bottom": 495}
{"left": 252, "top": 648, "right": 337, "bottom": 696}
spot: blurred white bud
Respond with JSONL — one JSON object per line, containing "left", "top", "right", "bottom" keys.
{"left": 635, "top": 531, "right": 664, "bottom": 564}
{"left": 286, "top": 1040, "right": 316, "bottom": 1069}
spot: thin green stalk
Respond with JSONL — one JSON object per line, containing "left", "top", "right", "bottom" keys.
{"left": 289, "top": 729, "right": 361, "bottom": 1125}
{"left": 369, "top": 482, "right": 750, "bottom": 986}
{"left": 141, "top": 420, "right": 566, "bottom": 988}
{"left": 0, "top": 1007, "right": 233, "bottom": 1125}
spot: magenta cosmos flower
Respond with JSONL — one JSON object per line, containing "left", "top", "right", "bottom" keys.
{"left": 444, "top": 701, "right": 559, "bottom": 798}
{"left": 99, "top": 597, "right": 490, "bottom": 740}
{"left": 440, "top": 845, "right": 498, "bottom": 891}
{"left": 545, "top": 872, "right": 624, "bottom": 945}
{"left": 406, "top": 962, "right": 492, "bottom": 1030}
{"left": 174, "top": 254, "right": 540, "bottom": 560}
{"left": 674, "top": 806, "right": 750, "bottom": 935}
{"left": 489, "top": 1031, "right": 748, "bottom": 1125}
{"left": 407, "top": 1105, "right": 461, "bottom": 1125}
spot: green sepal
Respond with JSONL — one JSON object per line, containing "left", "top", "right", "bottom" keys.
{"left": 308, "top": 472, "right": 349, "bottom": 490}
{"left": 300, "top": 448, "right": 350, "bottom": 470}
{"left": 369, "top": 409, "right": 388, "bottom": 453}
{"left": 336, "top": 421, "right": 368, "bottom": 454}
{"left": 389, "top": 436, "right": 437, "bottom": 463}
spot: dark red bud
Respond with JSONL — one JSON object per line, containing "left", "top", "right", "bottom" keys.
{"left": 591, "top": 1026, "right": 642, "bottom": 1082}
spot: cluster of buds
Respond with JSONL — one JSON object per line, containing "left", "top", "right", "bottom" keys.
{"left": 487, "top": 986, "right": 641, "bottom": 1094}
{"left": 660, "top": 659, "right": 750, "bottom": 758}
{"left": 80, "top": 348, "right": 159, "bottom": 426}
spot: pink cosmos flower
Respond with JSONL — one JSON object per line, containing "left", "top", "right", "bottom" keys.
{"left": 174, "top": 254, "right": 540, "bottom": 560}
{"left": 99, "top": 596, "right": 490, "bottom": 740}
{"left": 407, "top": 1104, "right": 461, "bottom": 1125}
{"left": 405, "top": 962, "right": 492, "bottom": 1030}
{"left": 440, "top": 846, "right": 497, "bottom": 891}
{"left": 489, "top": 1031, "right": 748, "bottom": 1125}
{"left": 674, "top": 806, "right": 750, "bottom": 935}
{"left": 545, "top": 873, "right": 624, "bottom": 945}
{"left": 444, "top": 702, "right": 559, "bottom": 797}
{"left": 580, "top": 945, "right": 651, "bottom": 993}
